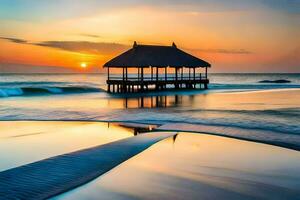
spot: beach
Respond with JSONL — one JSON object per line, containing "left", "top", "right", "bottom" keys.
{"left": 55, "top": 133, "right": 300, "bottom": 200}
{"left": 0, "top": 73, "right": 300, "bottom": 199}
{"left": 1, "top": 121, "right": 300, "bottom": 199}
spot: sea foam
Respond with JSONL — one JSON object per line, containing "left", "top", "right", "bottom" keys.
{"left": 0, "top": 86, "right": 103, "bottom": 97}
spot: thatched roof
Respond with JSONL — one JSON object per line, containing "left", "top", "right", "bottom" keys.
{"left": 104, "top": 42, "right": 211, "bottom": 68}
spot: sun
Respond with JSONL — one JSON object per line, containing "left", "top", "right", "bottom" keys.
{"left": 80, "top": 62, "right": 87, "bottom": 68}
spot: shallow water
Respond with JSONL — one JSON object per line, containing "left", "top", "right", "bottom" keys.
{"left": 54, "top": 133, "right": 300, "bottom": 200}
{"left": 1, "top": 120, "right": 300, "bottom": 199}
{"left": 0, "top": 130, "right": 176, "bottom": 200}
{"left": 0, "top": 121, "right": 134, "bottom": 171}
{"left": 0, "top": 73, "right": 300, "bottom": 149}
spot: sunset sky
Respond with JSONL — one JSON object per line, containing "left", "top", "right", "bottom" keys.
{"left": 0, "top": 0, "right": 299, "bottom": 73}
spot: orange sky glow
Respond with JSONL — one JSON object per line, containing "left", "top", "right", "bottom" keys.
{"left": 0, "top": 1, "right": 299, "bottom": 73}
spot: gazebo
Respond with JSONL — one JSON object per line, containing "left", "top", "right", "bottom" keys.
{"left": 104, "top": 42, "right": 211, "bottom": 93}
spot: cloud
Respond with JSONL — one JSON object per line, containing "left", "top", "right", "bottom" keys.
{"left": 0, "top": 37, "right": 28, "bottom": 44}
{"left": 187, "top": 48, "right": 252, "bottom": 54}
{"left": 79, "top": 34, "right": 102, "bottom": 38}
{"left": 0, "top": 36, "right": 128, "bottom": 55}
{"left": 1, "top": 36, "right": 251, "bottom": 55}
{"left": 33, "top": 41, "right": 129, "bottom": 55}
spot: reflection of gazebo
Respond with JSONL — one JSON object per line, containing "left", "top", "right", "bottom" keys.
{"left": 104, "top": 42, "right": 211, "bottom": 93}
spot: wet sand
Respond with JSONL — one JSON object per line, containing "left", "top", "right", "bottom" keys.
{"left": 1, "top": 121, "right": 300, "bottom": 199}
{"left": 157, "top": 123, "right": 300, "bottom": 151}
{"left": 55, "top": 133, "right": 300, "bottom": 200}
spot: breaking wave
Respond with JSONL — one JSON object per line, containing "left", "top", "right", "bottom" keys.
{"left": 0, "top": 86, "right": 103, "bottom": 97}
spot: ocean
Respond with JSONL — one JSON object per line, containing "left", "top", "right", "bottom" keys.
{"left": 1, "top": 73, "right": 300, "bottom": 149}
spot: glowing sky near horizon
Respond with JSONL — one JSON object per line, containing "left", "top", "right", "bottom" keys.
{"left": 0, "top": 0, "right": 299, "bottom": 72}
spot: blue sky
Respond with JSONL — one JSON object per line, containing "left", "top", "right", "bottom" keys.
{"left": 1, "top": 0, "right": 299, "bottom": 21}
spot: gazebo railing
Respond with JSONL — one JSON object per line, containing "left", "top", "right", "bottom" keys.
{"left": 109, "top": 73, "right": 207, "bottom": 81}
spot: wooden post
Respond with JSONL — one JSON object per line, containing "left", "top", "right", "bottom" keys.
{"left": 165, "top": 67, "right": 167, "bottom": 81}
{"left": 181, "top": 67, "right": 183, "bottom": 80}
{"left": 126, "top": 67, "right": 128, "bottom": 81}
{"left": 205, "top": 67, "right": 208, "bottom": 79}
{"left": 141, "top": 67, "right": 144, "bottom": 91}
{"left": 151, "top": 66, "right": 153, "bottom": 81}
{"left": 107, "top": 67, "right": 110, "bottom": 80}
{"left": 193, "top": 68, "right": 196, "bottom": 80}
{"left": 175, "top": 68, "right": 179, "bottom": 89}
{"left": 138, "top": 68, "right": 140, "bottom": 81}
{"left": 122, "top": 67, "right": 125, "bottom": 92}
{"left": 189, "top": 68, "right": 191, "bottom": 80}
{"left": 155, "top": 67, "right": 159, "bottom": 90}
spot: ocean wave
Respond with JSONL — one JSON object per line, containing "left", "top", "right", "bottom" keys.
{"left": 0, "top": 81, "right": 69, "bottom": 86}
{"left": 0, "top": 86, "right": 104, "bottom": 97}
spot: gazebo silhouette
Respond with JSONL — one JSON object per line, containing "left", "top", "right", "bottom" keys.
{"left": 104, "top": 42, "right": 211, "bottom": 93}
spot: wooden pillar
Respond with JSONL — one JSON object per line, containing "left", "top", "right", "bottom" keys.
{"left": 138, "top": 68, "right": 140, "bottom": 81}
{"left": 122, "top": 67, "right": 125, "bottom": 81}
{"left": 155, "top": 67, "right": 159, "bottom": 90}
{"left": 180, "top": 67, "right": 183, "bottom": 88}
{"left": 204, "top": 83, "right": 208, "bottom": 89}
{"left": 165, "top": 67, "right": 167, "bottom": 81}
{"left": 151, "top": 66, "right": 153, "bottom": 81}
{"left": 205, "top": 67, "right": 208, "bottom": 79}
{"left": 189, "top": 68, "right": 191, "bottom": 80}
{"left": 107, "top": 67, "right": 110, "bottom": 80}
{"left": 141, "top": 67, "right": 144, "bottom": 91}
{"left": 181, "top": 67, "right": 183, "bottom": 80}
{"left": 175, "top": 68, "right": 179, "bottom": 89}
{"left": 122, "top": 67, "right": 125, "bottom": 93}
{"left": 193, "top": 68, "right": 196, "bottom": 80}
{"left": 126, "top": 67, "right": 128, "bottom": 81}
